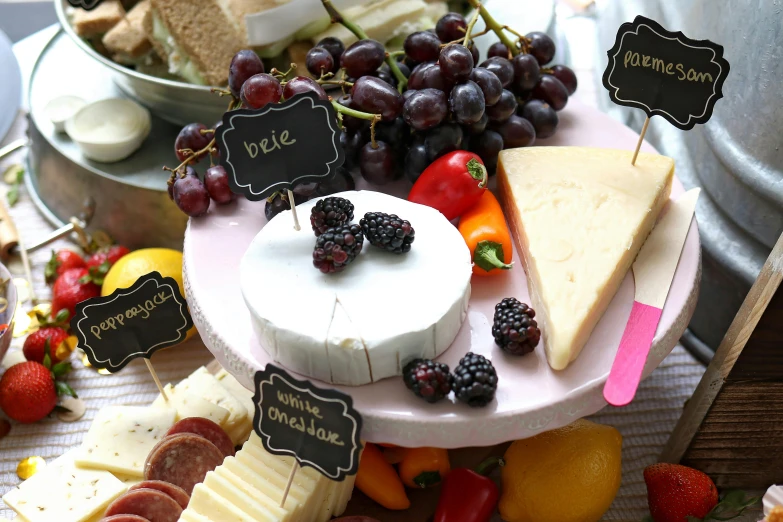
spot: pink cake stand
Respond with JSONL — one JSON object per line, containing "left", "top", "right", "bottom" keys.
{"left": 183, "top": 99, "right": 701, "bottom": 448}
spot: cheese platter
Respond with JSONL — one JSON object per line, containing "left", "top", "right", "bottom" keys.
{"left": 183, "top": 98, "right": 701, "bottom": 448}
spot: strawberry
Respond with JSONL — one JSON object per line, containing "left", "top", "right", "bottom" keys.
{"left": 86, "top": 245, "right": 130, "bottom": 271}
{"left": 45, "top": 249, "right": 86, "bottom": 284}
{"left": 51, "top": 268, "right": 101, "bottom": 321}
{"left": 644, "top": 463, "right": 719, "bottom": 522}
{"left": 0, "top": 355, "right": 75, "bottom": 423}
{"left": 23, "top": 327, "right": 70, "bottom": 364}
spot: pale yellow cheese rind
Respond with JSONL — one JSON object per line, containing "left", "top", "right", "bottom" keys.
{"left": 498, "top": 146, "right": 674, "bottom": 370}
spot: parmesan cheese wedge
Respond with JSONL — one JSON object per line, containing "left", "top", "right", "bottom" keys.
{"left": 497, "top": 146, "right": 674, "bottom": 370}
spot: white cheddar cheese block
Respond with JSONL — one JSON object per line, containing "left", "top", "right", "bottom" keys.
{"left": 241, "top": 191, "right": 472, "bottom": 385}
{"left": 219, "top": 457, "right": 306, "bottom": 518}
{"left": 498, "top": 147, "right": 674, "bottom": 370}
{"left": 3, "top": 458, "right": 126, "bottom": 522}
{"left": 188, "top": 483, "right": 257, "bottom": 522}
{"left": 74, "top": 405, "right": 176, "bottom": 476}
{"left": 151, "top": 383, "right": 230, "bottom": 426}
{"left": 202, "top": 471, "right": 288, "bottom": 521}
{"left": 180, "top": 432, "right": 355, "bottom": 522}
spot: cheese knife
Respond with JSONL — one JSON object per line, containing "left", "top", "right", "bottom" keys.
{"left": 603, "top": 188, "right": 700, "bottom": 407}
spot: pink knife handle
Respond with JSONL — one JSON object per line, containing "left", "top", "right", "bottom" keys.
{"left": 603, "top": 301, "right": 663, "bottom": 407}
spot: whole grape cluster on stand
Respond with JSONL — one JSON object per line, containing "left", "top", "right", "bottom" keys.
{"left": 165, "top": 0, "right": 577, "bottom": 218}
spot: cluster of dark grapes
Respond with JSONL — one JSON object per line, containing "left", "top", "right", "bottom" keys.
{"left": 169, "top": 48, "right": 355, "bottom": 217}
{"left": 305, "top": 11, "right": 577, "bottom": 184}
{"left": 168, "top": 9, "right": 577, "bottom": 218}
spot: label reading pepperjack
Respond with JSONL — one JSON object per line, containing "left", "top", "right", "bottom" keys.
{"left": 71, "top": 271, "right": 193, "bottom": 372}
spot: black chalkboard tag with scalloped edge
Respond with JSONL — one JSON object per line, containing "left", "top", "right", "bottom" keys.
{"left": 67, "top": 0, "right": 104, "bottom": 10}
{"left": 602, "top": 15, "right": 730, "bottom": 131}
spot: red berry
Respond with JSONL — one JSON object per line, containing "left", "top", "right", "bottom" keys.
{"left": 86, "top": 245, "right": 130, "bottom": 270}
{"left": 51, "top": 268, "right": 101, "bottom": 321}
{"left": 23, "top": 327, "right": 70, "bottom": 364}
{"left": 0, "top": 362, "right": 58, "bottom": 423}
{"left": 644, "top": 463, "right": 719, "bottom": 522}
{"left": 45, "top": 249, "right": 86, "bottom": 284}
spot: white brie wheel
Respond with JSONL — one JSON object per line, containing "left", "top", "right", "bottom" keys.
{"left": 240, "top": 191, "right": 472, "bottom": 386}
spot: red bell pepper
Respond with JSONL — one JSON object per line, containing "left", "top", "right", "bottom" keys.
{"left": 433, "top": 457, "right": 504, "bottom": 522}
{"left": 408, "top": 151, "right": 488, "bottom": 221}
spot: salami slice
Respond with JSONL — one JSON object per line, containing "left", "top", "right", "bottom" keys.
{"left": 144, "top": 433, "right": 225, "bottom": 495}
{"left": 104, "top": 489, "right": 182, "bottom": 522}
{"left": 129, "top": 480, "right": 190, "bottom": 510}
{"left": 165, "top": 417, "right": 235, "bottom": 457}
{"left": 101, "top": 516, "right": 151, "bottom": 522}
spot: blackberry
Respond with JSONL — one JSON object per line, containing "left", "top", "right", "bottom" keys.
{"left": 403, "top": 359, "right": 452, "bottom": 403}
{"left": 360, "top": 212, "right": 415, "bottom": 254}
{"left": 310, "top": 197, "right": 355, "bottom": 236}
{"left": 312, "top": 224, "right": 364, "bottom": 274}
{"left": 492, "top": 297, "right": 540, "bottom": 356}
{"left": 452, "top": 352, "right": 498, "bottom": 408}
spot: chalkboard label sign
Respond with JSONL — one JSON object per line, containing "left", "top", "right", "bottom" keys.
{"left": 253, "top": 365, "right": 362, "bottom": 481}
{"left": 217, "top": 92, "right": 345, "bottom": 201}
{"left": 602, "top": 16, "right": 730, "bottom": 130}
{"left": 67, "top": 0, "right": 104, "bottom": 10}
{"left": 71, "top": 272, "right": 193, "bottom": 372}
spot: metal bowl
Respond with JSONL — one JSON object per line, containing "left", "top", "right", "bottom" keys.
{"left": 54, "top": 0, "right": 226, "bottom": 126}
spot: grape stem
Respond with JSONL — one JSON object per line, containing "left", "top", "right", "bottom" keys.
{"left": 466, "top": 0, "right": 520, "bottom": 56}
{"left": 331, "top": 100, "right": 381, "bottom": 123}
{"left": 164, "top": 98, "right": 237, "bottom": 175}
{"left": 501, "top": 25, "right": 529, "bottom": 53}
{"left": 442, "top": 28, "right": 490, "bottom": 47}
{"left": 320, "top": 0, "right": 408, "bottom": 92}
{"left": 370, "top": 119, "right": 378, "bottom": 149}
{"left": 210, "top": 87, "right": 233, "bottom": 97}
{"left": 271, "top": 64, "right": 297, "bottom": 80}
{"left": 462, "top": 2, "right": 482, "bottom": 51}
{"left": 318, "top": 79, "right": 354, "bottom": 88}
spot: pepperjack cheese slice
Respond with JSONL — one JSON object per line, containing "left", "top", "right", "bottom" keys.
{"left": 497, "top": 147, "right": 674, "bottom": 370}
{"left": 74, "top": 405, "right": 176, "bottom": 476}
{"left": 2, "top": 458, "right": 126, "bottom": 522}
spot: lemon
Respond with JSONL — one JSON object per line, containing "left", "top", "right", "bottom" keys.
{"left": 102, "top": 248, "right": 197, "bottom": 341}
{"left": 498, "top": 419, "right": 622, "bottom": 522}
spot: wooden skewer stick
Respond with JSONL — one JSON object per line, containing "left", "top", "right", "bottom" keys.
{"left": 631, "top": 116, "right": 651, "bottom": 166}
{"left": 144, "top": 358, "right": 169, "bottom": 401}
{"left": 280, "top": 460, "right": 299, "bottom": 508}
{"left": 287, "top": 189, "right": 301, "bottom": 231}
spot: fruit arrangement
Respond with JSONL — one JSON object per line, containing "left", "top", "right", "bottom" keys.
{"left": 0, "top": 246, "right": 196, "bottom": 426}
{"left": 163, "top": 0, "right": 576, "bottom": 218}
{"left": 308, "top": 195, "right": 416, "bottom": 273}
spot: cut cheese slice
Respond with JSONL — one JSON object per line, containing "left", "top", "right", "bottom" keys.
{"left": 2, "top": 458, "right": 126, "bottom": 522}
{"left": 215, "top": 369, "right": 255, "bottom": 418}
{"left": 497, "top": 147, "right": 674, "bottom": 370}
{"left": 74, "top": 405, "right": 176, "bottom": 476}
{"left": 173, "top": 367, "right": 251, "bottom": 444}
